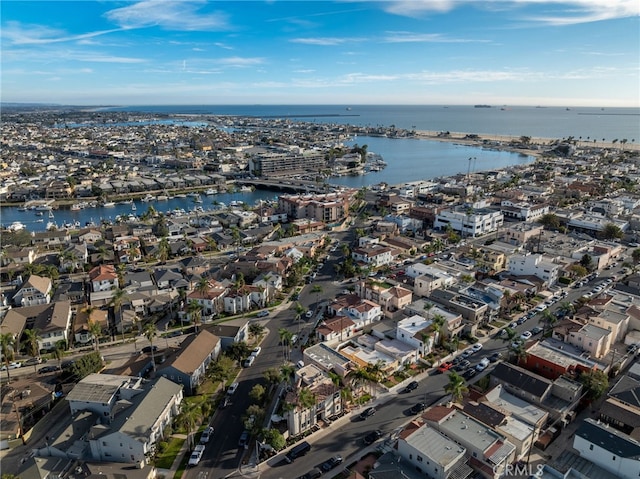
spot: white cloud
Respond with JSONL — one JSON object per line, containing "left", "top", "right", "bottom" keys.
{"left": 215, "top": 57, "right": 265, "bottom": 67}
{"left": 290, "top": 37, "right": 351, "bottom": 46}
{"left": 383, "top": 31, "right": 490, "bottom": 43}
{"left": 105, "top": 0, "right": 230, "bottom": 31}
{"left": 1, "top": 21, "right": 124, "bottom": 45}
{"left": 384, "top": 0, "right": 640, "bottom": 25}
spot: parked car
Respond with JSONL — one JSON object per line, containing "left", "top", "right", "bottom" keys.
{"left": 470, "top": 343, "right": 483, "bottom": 352}
{"left": 437, "top": 362, "right": 454, "bottom": 373}
{"left": 242, "top": 356, "right": 256, "bottom": 368}
{"left": 188, "top": 445, "right": 205, "bottom": 466}
{"left": 297, "top": 468, "right": 322, "bottom": 479}
{"left": 141, "top": 345, "right": 158, "bottom": 354}
{"left": 489, "top": 352, "right": 503, "bottom": 362}
{"left": 520, "top": 331, "right": 532, "bottom": 341}
{"left": 227, "top": 382, "right": 239, "bottom": 395}
{"left": 410, "top": 402, "right": 427, "bottom": 414}
{"left": 320, "top": 455, "right": 343, "bottom": 472}
{"left": 251, "top": 346, "right": 262, "bottom": 357}
{"left": 24, "top": 357, "right": 43, "bottom": 366}
{"left": 404, "top": 380, "right": 419, "bottom": 392}
{"left": 363, "top": 429, "right": 383, "bottom": 445}
{"left": 285, "top": 441, "right": 311, "bottom": 463}
{"left": 531, "top": 326, "right": 543, "bottom": 335}
{"left": 463, "top": 368, "right": 477, "bottom": 380}
{"left": 360, "top": 407, "right": 376, "bottom": 419}
{"left": 38, "top": 365, "right": 60, "bottom": 374}
{"left": 454, "top": 359, "right": 471, "bottom": 371}
{"left": 0, "top": 362, "right": 22, "bottom": 371}
{"left": 200, "top": 426, "right": 214, "bottom": 444}
{"left": 238, "top": 430, "right": 250, "bottom": 448}
{"left": 305, "top": 310, "right": 314, "bottom": 319}
{"left": 475, "top": 358, "right": 490, "bottom": 372}
{"left": 256, "top": 310, "right": 269, "bottom": 318}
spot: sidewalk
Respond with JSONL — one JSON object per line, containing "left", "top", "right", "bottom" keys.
{"left": 157, "top": 433, "right": 190, "bottom": 479}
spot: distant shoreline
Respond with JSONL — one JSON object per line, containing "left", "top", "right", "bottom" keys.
{"left": 413, "top": 130, "right": 640, "bottom": 153}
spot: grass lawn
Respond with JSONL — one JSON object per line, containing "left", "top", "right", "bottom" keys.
{"left": 155, "top": 436, "right": 185, "bottom": 469}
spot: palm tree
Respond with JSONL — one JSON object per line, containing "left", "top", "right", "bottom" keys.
{"left": 280, "top": 363, "right": 296, "bottom": 384}
{"left": 157, "top": 237, "right": 170, "bottom": 263}
{"left": 0, "top": 333, "right": 16, "bottom": 382}
{"left": 294, "top": 302, "right": 306, "bottom": 333}
{"left": 187, "top": 300, "right": 202, "bottom": 332}
{"left": 541, "top": 309, "right": 557, "bottom": 335}
{"left": 278, "top": 328, "right": 293, "bottom": 362}
{"left": 87, "top": 319, "right": 103, "bottom": 352}
{"left": 176, "top": 402, "right": 199, "bottom": 450}
{"left": 23, "top": 328, "right": 41, "bottom": 371}
{"left": 144, "top": 323, "right": 158, "bottom": 371}
{"left": 511, "top": 342, "right": 528, "bottom": 365}
{"left": 53, "top": 340, "right": 66, "bottom": 369}
{"left": 298, "top": 387, "right": 317, "bottom": 410}
{"left": 110, "top": 288, "right": 129, "bottom": 342}
{"left": 444, "top": 371, "right": 468, "bottom": 404}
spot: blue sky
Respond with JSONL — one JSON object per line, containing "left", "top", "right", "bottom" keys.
{"left": 1, "top": 1, "right": 638, "bottom": 106}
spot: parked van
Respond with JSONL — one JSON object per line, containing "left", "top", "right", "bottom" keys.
{"left": 285, "top": 441, "right": 311, "bottom": 463}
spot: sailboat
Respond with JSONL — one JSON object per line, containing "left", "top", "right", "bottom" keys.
{"left": 48, "top": 210, "right": 55, "bottom": 219}
{"left": 131, "top": 203, "right": 137, "bottom": 211}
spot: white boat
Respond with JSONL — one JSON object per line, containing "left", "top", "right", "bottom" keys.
{"left": 102, "top": 202, "right": 116, "bottom": 207}
{"left": 48, "top": 210, "right": 55, "bottom": 219}
{"left": 131, "top": 203, "right": 137, "bottom": 211}
{"left": 46, "top": 221, "right": 56, "bottom": 230}
{"left": 35, "top": 219, "right": 44, "bottom": 223}
{"left": 70, "top": 203, "right": 82, "bottom": 211}
{"left": 157, "top": 195, "right": 168, "bottom": 201}
{"left": 175, "top": 194, "right": 187, "bottom": 198}
{"left": 187, "top": 192, "right": 200, "bottom": 198}
{"left": 239, "top": 185, "right": 254, "bottom": 192}
{"left": 205, "top": 188, "right": 218, "bottom": 195}
{"left": 193, "top": 195, "right": 203, "bottom": 203}
{"left": 141, "top": 194, "right": 155, "bottom": 202}
{"left": 6, "top": 221, "right": 26, "bottom": 231}
{"left": 35, "top": 205, "right": 53, "bottom": 211}
{"left": 17, "top": 205, "right": 28, "bottom": 212}
{"left": 35, "top": 211, "right": 44, "bottom": 216}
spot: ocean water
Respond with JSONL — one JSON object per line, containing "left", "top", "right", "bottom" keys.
{"left": 103, "top": 104, "right": 640, "bottom": 143}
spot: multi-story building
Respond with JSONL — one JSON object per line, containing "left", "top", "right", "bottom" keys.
{"left": 278, "top": 190, "right": 353, "bottom": 224}
{"left": 434, "top": 207, "right": 503, "bottom": 238}
{"left": 507, "top": 253, "right": 561, "bottom": 286}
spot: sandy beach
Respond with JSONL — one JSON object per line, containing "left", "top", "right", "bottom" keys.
{"left": 415, "top": 130, "right": 640, "bottom": 156}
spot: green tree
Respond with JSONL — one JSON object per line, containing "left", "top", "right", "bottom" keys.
{"left": 261, "top": 428, "right": 286, "bottom": 451}
{"left": 0, "top": 333, "right": 16, "bottom": 382}
{"left": 187, "top": 300, "right": 202, "bottom": 332}
{"left": 144, "top": 323, "right": 158, "bottom": 371}
{"left": 226, "top": 342, "right": 251, "bottom": 362}
{"left": 68, "top": 351, "right": 104, "bottom": 381}
{"left": 208, "top": 355, "right": 236, "bottom": 383}
{"left": 176, "top": 402, "right": 199, "bottom": 450}
{"left": 632, "top": 248, "right": 640, "bottom": 264}
{"left": 23, "top": 328, "right": 41, "bottom": 370}
{"left": 243, "top": 404, "right": 265, "bottom": 435}
{"left": 311, "top": 284, "right": 323, "bottom": 311}
{"left": 263, "top": 367, "right": 282, "bottom": 387}
{"left": 278, "top": 328, "right": 293, "bottom": 362}
{"left": 539, "top": 213, "right": 560, "bottom": 230}
{"left": 578, "top": 369, "right": 609, "bottom": 401}
{"left": 599, "top": 223, "right": 623, "bottom": 241}
{"left": 249, "top": 384, "right": 266, "bottom": 404}
{"left": 580, "top": 254, "right": 594, "bottom": 271}
{"left": 541, "top": 309, "right": 558, "bottom": 335}
{"left": 249, "top": 322, "right": 265, "bottom": 339}
{"left": 298, "top": 387, "right": 317, "bottom": 410}
{"left": 110, "top": 288, "right": 129, "bottom": 341}
{"left": 444, "top": 371, "right": 468, "bottom": 404}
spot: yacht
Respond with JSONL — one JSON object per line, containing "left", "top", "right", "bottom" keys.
{"left": 70, "top": 203, "right": 82, "bottom": 211}
{"left": 35, "top": 204, "right": 53, "bottom": 211}
{"left": 6, "top": 221, "right": 26, "bottom": 231}
{"left": 131, "top": 203, "right": 137, "bottom": 211}
{"left": 102, "top": 201, "right": 116, "bottom": 207}
{"left": 239, "top": 185, "right": 254, "bottom": 192}
{"left": 35, "top": 211, "right": 44, "bottom": 216}
{"left": 205, "top": 188, "right": 218, "bottom": 195}
{"left": 141, "top": 194, "right": 155, "bottom": 202}
{"left": 193, "top": 195, "right": 203, "bottom": 203}
{"left": 17, "top": 205, "right": 28, "bottom": 212}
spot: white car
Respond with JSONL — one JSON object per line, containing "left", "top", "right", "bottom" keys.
{"left": 471, "top": 343, "right": 483, "bottom": 352}
{"left": 243, "top": 355, "right": 256, "bottom": 368}
{"left": 520, "top": 331, "right": 532, "bottom": 340}
{"left": 200, "top": 427, "right": 214, "bottom": 444}
{"left": 188, "top": 444, "right": 205, "bottom": 466}
{"left": 251, "top": 346, "right": 262, "bottom": 357}
{"left": 305, "top": 310, "right": 313, "bottom": 319}
{"left": 0, "top": 361, "right": 22, "bottom": 371}
{"left": 227, "top": 382, "right": 239, "bottom": 395}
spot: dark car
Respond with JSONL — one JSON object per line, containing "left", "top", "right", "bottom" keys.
{"left": 320, "top": 455, "right": 343, "bottom": 472}
{"left": 404, "top": 380, "right": 419, "bottom": 392}
{"left": 360, "top": 407, "right": 376, "bottom": 419}
{"left": 38, "top": 365, "right": 60, "bottom": 374}
{"left": 531, "top": 326, "right": 543, "bottom": 335}
{"left": 297, "top": 468, "right": 322, "bottom": 479}
{"left": 238, "top": 430, "right": 250, "bottom": 448}
{"left": 410, "top": 402, "right": 426, "bottom": 414}
{"left": 489, "top": 352, "right": 503, "bottom": 362}
{"left": 463, "top": 368, "right": 477, "bottom": 380}
{"left": 454, "top": 359, "right": 471, "bottom": 371}
{"left": 363, "top": 429, "right": 383, "bottom": 445}
{"left": 141, "top": 345, "right": 158, "bottom": 354}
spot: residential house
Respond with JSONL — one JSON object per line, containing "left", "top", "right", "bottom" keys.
{"left": 572, "top": 418, "right": 640, "bottom": 479}
{"left": 31, "top": 230, "right": 72, "bottom": 248}
{"left": 396, "top": 315, "right": 434, "bottom": 356}
{"left": 59, "top": 243, "right": 89, "bottom": 273}
{"left": 599, "top": 375, "right": 640, "bottom": 440}
{"left": 13, "top": 274, "right": 52, "bottom": 306}
{"left": 156, "top": 330, "right": 221, "bottom": 395}
{"left": 223, "top": 285, "right": 266, "bottom": 314}
{"left": 316, "top": 316, "right": 356, "bottom": 343}
{"left": 209, "top": 319, "right": 249, "bottom": 350}
{"left": 424, "top": 406, "right": 516, "bottom": 479}
{"left": 89, "top": 265, "right": 119, "bottom": 292}
{"left": 2, "top": 301, "right": 72, "bottom": 351}
{"left": 524, "top": 338, "right": 606, "bottom": 380}
{"left": 0, "top": 247, "right": 36, "bottom": 267}
{"left": 185, "top": 280, "right": 227, "bottom": 318}
{"left": 284, "top": 363, "right": 343, "bottom": 436}
{"left": 351, "top": 244, "right": 394, "bottom": 268}
{"left": 507, "top": 253, "right": 562, "bottom": 286}
{"left": 396, "top": 421, "right": 470, "bottom": 479}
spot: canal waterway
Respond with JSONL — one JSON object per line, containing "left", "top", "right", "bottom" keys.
{"left": 1, "top": 136, "right": 532, "bottom": 232}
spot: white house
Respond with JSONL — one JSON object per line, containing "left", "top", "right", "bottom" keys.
{"left": 396, "top": 315, "right": 434, "bottom": 356}
{"left": 573, "top": 418, "right": 640, "bottom": 479}
{"left": 351, "top": 244, "right": 394, "bottom": 268}
{"left": 13, "top": 274, "right": 52, "bottom": 306}
{"left": 396, "top": 423, "right": 469, "bottom": 479}
{"left": 507, "top": 253, "right": 561, "bottom": 286}
{"left": 434, "top": 207, "right": 504, "bottom": 237}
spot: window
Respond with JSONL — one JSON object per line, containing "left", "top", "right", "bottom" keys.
{"left": 589, "top": 444, "right": 594, "bottom": 451}
{"left": 417, "top": 456, "right": 423, "bottom": 462}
